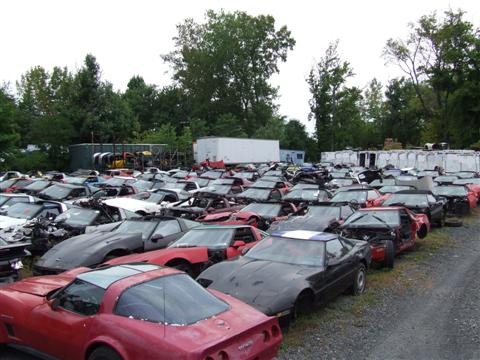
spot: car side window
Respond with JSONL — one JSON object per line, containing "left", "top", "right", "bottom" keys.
{"left": 153, "top": 219, "right": 181, "bottom": 237}
{"left": 326, "top": 239, "right": 346, "bottom": 259}
{"left": 234, "top": 228, "right": 255, "bottom": 243}
{"left": 56, "top": 279, "right": 105, "bottom": 316}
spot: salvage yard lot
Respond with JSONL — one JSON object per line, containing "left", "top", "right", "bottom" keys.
{"left": 4, "top": 212, "right": 472, "bottom": 360}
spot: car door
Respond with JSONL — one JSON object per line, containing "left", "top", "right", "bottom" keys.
{"left": 145, "top": 219, "right": 184, "bottom": 250}
{"left": 427, "top": 194, "right": 443, "bottom": 222}
{"left": 322, "top": 239, "right": 352, "bottom": 299}
{"left": 26, "top": 279, "right": 104, "bottom": 359}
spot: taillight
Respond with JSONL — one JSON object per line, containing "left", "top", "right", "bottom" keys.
{"left": 271, "top": 325, "right": 281, "bottom": 337}
{"left": 262, "top": 330, "right": 271, "bottom": 342}
{"left": 218, "top": 351, "right": 229, "bottom": 360}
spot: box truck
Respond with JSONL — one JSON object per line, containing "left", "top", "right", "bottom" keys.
{"left": 194, "top": 137, "right": 280, "bottom": 165}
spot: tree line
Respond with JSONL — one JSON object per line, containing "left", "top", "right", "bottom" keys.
{"left": 1, "top": 9, "right": 479, "bottom": 171}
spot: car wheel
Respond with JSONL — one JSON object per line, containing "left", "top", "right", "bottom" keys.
{"left": 350, "top": 264, "right": 367, "bottom": 295}
{"left": 88, "top": 346, "right": 122, "bottom": 360}
{"left": 437, "top": 213, "right": 446, "bottom": 227}
{"left": 292, "top": 291, "right": 314, "bottom": 320}
{"left": 383, "top": 240, "right": 395, "bottom": 269}
{"left": 167, "top": 260, "right": 194, "bottom": 277}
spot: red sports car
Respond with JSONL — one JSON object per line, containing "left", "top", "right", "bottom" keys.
{"left": 339, "top": 207, "right": 430, "bottom": 267}
{"left": 0, "top": 264, "right": 282, "bottom": 360}
{"left": 330, "top": 188, "right": 388, "bottom": 208}
{"left": 103, "top": 225, "right": 268, "bottom": 277}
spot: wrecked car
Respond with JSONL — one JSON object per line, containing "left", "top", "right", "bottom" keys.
{"left": 282, "top": 188, "right": 331, "bottom": 206}
{"left": 382, "top": 190, "right": 447, "bottom": 227}
{"left": 33, "top": 217, "right": 200, "bottom": 275}
{"left": 330, "top": 189, "right": 386, "bottom": 208}
{"left": 340, "top": 207, "right": 429, "bottom": 268}
{"left": 197, "top": 230, "right": 370, "bottom": 324}
{"left": 0, "top": 236, "right": 30, "bottom": 284}
{"left": 432, "top": 185, "right": 477, "bottom": 216}
{"left": 102, "top": 225, "right": 268, "bottom": 277}
{"left": 268, "top": 203, "right": 355, "bottom": 233}
{"left": 0, "top": 201, "right": 66, "bottom": 230}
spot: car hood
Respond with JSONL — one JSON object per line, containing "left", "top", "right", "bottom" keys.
{"left": 6, "top": 274, "right": 74, "bottom": 296}
{"left": 200, "top": 257, "right": 321, "bottom": 314}
{"left": 269, "top": 215, "right": 333, "bottom": 232}
{"left": 104, "top": 246, "right": 210, "bottom": 266}
{"left": 36, "top": 232, "right": 142, "bottom": 270}
{"left": 0, "top": 216, "right": 28, "bottom": 229}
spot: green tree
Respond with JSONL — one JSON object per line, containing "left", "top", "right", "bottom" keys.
{"left": 307, "top": 40, "right": 356, "bottom": 151}
{"left": 210, "top": 113, "right": 247, "bottom": 137}
{"left": 140, "top": 123, "right": 177, "bottom": 151}
{"left": 253, "top": 116, "right": 286, "bottom": 142}
{"left": 163, "top": 10, "right": 295, "bottom": 136}
{"left": 124, "top": 76, "right": 159, "bottom": 132}
{"left": 384, "top": 10, "right": 479, "bottom": 145}
{"left": 0, "top": 85, "right": 20, "bottom": 168}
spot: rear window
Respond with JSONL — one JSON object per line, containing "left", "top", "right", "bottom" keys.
{"left": 115, "top": 274, "right": 229, "bottom": 325}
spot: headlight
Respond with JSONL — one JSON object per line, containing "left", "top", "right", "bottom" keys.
{"left": 10, "top": 260, "right": 23, "bottom": 270}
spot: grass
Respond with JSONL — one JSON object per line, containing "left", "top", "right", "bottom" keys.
{"left": 281, "top": 224, "right": 455, "bottom": 350}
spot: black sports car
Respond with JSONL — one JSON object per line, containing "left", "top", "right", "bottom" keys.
{"left": 267, "top": 203, "right": 354, "bottom": 233}
{"left": 197, "top": 230, "right": 371, "bottom": 324}
{"left": 33, "top": 217, "right": 200, "bottom": 275}
{"left": 382, "top": 190, "right": 446, "bottom": 226}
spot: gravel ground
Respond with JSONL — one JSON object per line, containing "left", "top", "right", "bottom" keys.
{"left": 3, "top": 216, "right": 480, "bottom": 360}
{"left": 279, "top": 216, "right": 480, "bottom": 360}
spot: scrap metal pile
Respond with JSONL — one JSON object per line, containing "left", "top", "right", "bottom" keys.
{"left": 0, "top": 161, "right": 477, "bottom": 359}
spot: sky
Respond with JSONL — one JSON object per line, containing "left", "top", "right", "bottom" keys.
{"left": 2, "top": 0, "right": 480, "bottom": 133}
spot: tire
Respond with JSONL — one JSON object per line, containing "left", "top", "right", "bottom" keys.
{"left": 417, "top": 225, "right": 428, "bottom": 239}
{"left": 88, "top": 346, "right": 123, "bottom": 360}
{"left": 350, "top": 264, "right": 367, "bottom": 295}
{"left": 292, "top": 291, "right": 314, "bottom": 321}
{"left": 437, "top": 213, "right": 446, "bottom": 228}
{"left": 446, "top": 218, "right": 463, "bottom": 227}
{"left": 382, "top": 240, "right": 395, "bottom": 269}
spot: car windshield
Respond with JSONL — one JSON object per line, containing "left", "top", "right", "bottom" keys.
{"left": 195, "top": 178, "right": 211, "bottom": 187}
{"left": 199, "top": 184, "right": 232, "bottom": 195}
{"left": 170, "top": 228, "right": 235, "bottom": 248}
{"left": 330, "top": 172, "right": 348, "bottom": 178}
{"left": 212, "top": 178, "right": 234, "bottom": 185}
{"left": 0, "top": 179, "right": 16, "bottom": 190}
{"left": 331, "top": 191, "right": 367, "bottom": 203}
{"left": 25, "top": 180, "right": 50, "bottom": 191}
{"left": 115, "top": 274, "right": 229, "bottom": 325}
{"left": 104, "top": 178, "right": 129, "bottom": 187}
{"left": 64, "top": 177, "right": 86, "bottom": 185}
{"left": 6, "top": 203, "right": 42, "bottom": 219}
{"left": 133, "top": 180, "right": 154, "bottom": 190}
{"left": 454, "top": 178, "right": 480, "bottom": 185}
{"left": 246, "top": 237, "right": 325, "bottom": 266}
{"left": 55, "top": 208, "right": 99, "bottom": 226}
{"left": 454, "top": 172, "right": 477, "bottom": 179}
{"left": 240, "top": 203, "right": 281, "bottom": 218}
{"left": 343, "top": 210, "right": 400, "bottom": 227}
{"left": 383, "top": 194, "right": 429, "bottom": 207}
{"left": 202, "top": 171, "right": 223, "bottom": 179}
{"left": 330, "top": 178, "right": 354, "bottom": 186}
{"left": 433, "top": 186, "right": 468, "bottom": 197}
{"left": 0, "top": 195, "right": 29, "bottom": 207}
{"left": 370, "top": 179, "right": 395, "bottom": 187}
{"left": 435, "top": 176, "right": 458, "bottom": 182}
{"left": 307, "top": 206, "right": 341, "bottom": 219}
{"left": 396, "top": 176, "right": 418, "bottom": 181}
{"left": 238, "top": 188, "right": 271, "bottom": 200}
{"left": 39, "top": 184, "right": 72, "bottom": 200}
{"left": 141, "top": 193, "right": 166, "bottom": 203}
{"left": 251, "top": 180, "right": 277, "bottom": 189}
{"left": 284, "top": 189, "right": 328, "bottom": 201}
{"left": 264, "top": 171, "right": 282, "bottom": 176}
{"left": 378, "top": 186, "right": 412, "bottom": 194}
{"left": 115, "top": 220, "right": 158, "bottom": 240}
{"left": 236, "top": 172, "right": 254, "bottom": 180}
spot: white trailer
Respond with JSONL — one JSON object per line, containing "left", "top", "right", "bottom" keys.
{"left": 194, "top": 137, "right": 280, "bottom": 164}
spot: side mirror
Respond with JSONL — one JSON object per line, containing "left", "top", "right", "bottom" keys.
{"left": 50, "top": 298, "right": 60, "bottom": 311}
{"left": 151, "top": 234, "right": 164, "bottom": 243}
{"left": 233, "top": 240, "right": 246, "bottom": 248}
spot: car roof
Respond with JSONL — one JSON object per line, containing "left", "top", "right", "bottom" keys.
{"left": 271, "top": 230, "right": 337, "bottom": 241}
{"left": 77, "top": 263, "right": 162, "bottom": 289}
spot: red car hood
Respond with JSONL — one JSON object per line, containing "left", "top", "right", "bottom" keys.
{"left": 104, "top": 246, "right": 210, "bottom": 266}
